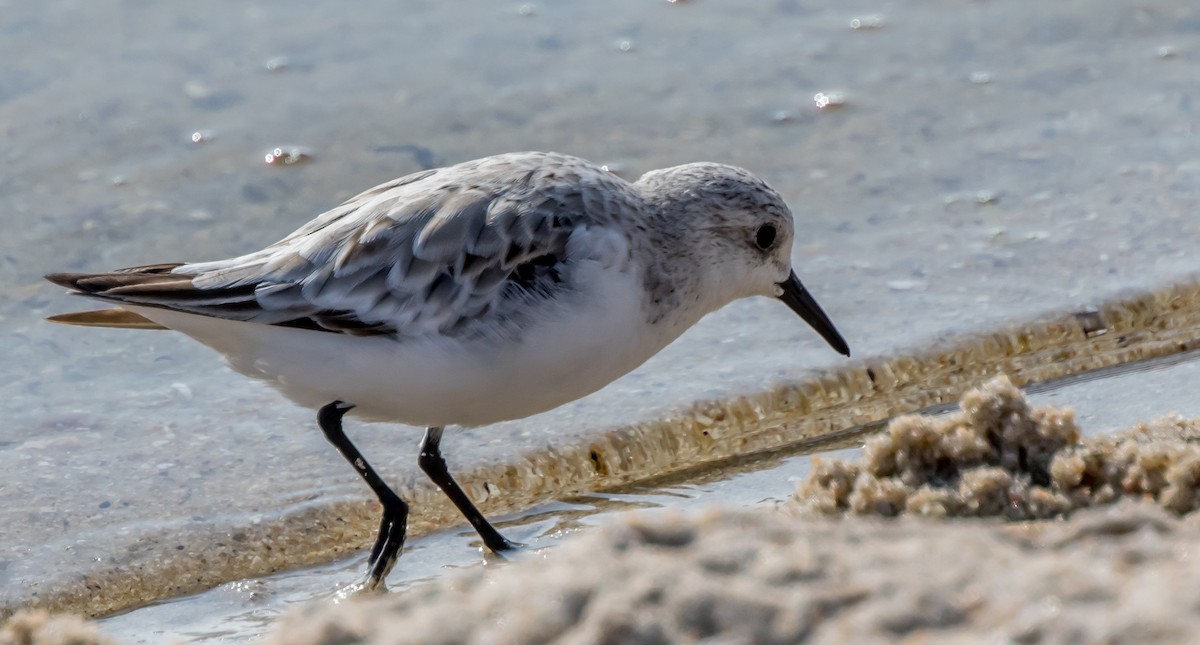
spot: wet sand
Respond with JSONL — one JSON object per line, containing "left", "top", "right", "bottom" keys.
{"left": 11, "top": 503, "right": 1200, "bottom": 644}
{"left": 257, "top": 382, "right": 1200, "bottom": 644}
{"left": 257, "top": 502, "right": 1200, "bottom": 645}
{"left": 9, "top": 379, "right": 1200, "bottom": 643}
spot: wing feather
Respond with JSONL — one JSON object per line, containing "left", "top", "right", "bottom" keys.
{"left": 46, "top": 153, "right": 641, "bottom": 337}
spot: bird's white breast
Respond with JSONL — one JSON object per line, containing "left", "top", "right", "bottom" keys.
{"left": 127, "top": 258, "right": 684, "bottom": 428}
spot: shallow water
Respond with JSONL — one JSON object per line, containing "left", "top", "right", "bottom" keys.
{"left": 3, "top": 0, "right": 1199, "bottom": 623}
{"left": 96, "top": 350, "right": 1200, "bottom": 643}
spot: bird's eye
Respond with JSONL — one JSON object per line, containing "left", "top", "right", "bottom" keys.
{"left": 754, "top": 223, "right": 777, "bottom": 250}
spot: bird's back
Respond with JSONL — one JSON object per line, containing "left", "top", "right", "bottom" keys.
{"left": 48, "top": 152, "right": 646, "bottom": 342}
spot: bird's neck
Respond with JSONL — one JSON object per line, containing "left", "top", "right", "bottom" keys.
{"left": 635, "top": 219, "right": 727, "bottom": 335}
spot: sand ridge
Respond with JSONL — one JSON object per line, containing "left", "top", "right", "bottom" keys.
{"left": 797, "top": 376, "right": 1200, "bottom": 519}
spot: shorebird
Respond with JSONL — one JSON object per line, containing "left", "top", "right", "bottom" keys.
{"left": 46, "top": 151, "right": 850, "bottom": 589}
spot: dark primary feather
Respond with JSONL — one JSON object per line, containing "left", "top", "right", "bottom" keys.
{"left": 46, "top": 153, "right": 640, "bottom": 338}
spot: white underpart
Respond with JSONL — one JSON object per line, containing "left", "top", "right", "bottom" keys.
{"left": 126, "top": 258, "right": 693, "bottom": 428}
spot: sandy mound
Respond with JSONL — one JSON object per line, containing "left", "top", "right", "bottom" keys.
{"left": 796, "top": 375, "right": 1200, "bottom": 519}
{"left": 264, "top": 501, "right": 1200, "bottom": 645}
{"left": 0, "top": 611, "right": 114, "bottom": 645}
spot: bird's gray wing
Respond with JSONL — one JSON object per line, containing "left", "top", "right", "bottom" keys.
{"left": 48, "top": 155, "right": 636, "bottom": 337}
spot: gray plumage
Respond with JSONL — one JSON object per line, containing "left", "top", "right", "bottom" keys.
{"left": 51, "top": 153, "right": 641, "bottom": 337}
{"left": 48, "top": 152, "right": 794, "bottom": 342}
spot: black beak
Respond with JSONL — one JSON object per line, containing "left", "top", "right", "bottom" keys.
{"left": 777, "top": 271, "right": 850, "bottom": 356}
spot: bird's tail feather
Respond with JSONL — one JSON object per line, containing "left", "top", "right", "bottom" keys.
{"left": 46, "top": 308, "right": 168, "bottom": 330}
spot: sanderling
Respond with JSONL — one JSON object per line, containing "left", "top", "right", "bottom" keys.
{"left": 46, "top": 151, "right": 849, "bottom": 589}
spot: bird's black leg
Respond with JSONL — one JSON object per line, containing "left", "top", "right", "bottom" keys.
{"left": 318, "top": 401, "right": 409, "bottom": 589}
{"left": 418, "top": 426, "right": 520, "bottom": 553}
